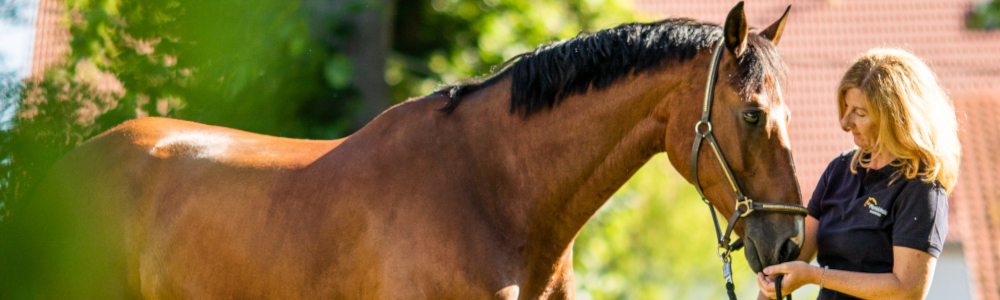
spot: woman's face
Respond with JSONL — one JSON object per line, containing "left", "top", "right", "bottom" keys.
{"left": 840, "top": 88, "right": 877, "bottom": 150}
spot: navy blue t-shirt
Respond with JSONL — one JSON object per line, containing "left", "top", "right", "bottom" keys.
{"left": 807, "top": 151, "right": 948, "bottom": 300}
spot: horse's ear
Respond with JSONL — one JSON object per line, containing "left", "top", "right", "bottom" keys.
{"left": 724, "top": 1, "right": 749, "bottom": 57}
{"left": 760, "top": 5, "right": 791, "bottom": 45}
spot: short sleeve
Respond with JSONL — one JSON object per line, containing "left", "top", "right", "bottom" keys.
{"left": 806, "top": 172, "right": 827, "bottom": 219}
{"left": 807, "top": 155, "right": 842, "bottom": 219}
{"left": 892, "top": 182, "right": 948, "bottom": 257}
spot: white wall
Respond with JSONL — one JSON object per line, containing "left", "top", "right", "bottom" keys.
{"left": 927, "top": 243, "right": 973, "bottom": 300}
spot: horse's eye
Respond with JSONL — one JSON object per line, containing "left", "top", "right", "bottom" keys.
{"left": 743, "top": 112, "right": 760, "bottom": 125}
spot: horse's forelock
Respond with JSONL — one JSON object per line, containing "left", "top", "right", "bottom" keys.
{"left": 730, "top": 33, "right": 788, "bottom": 104}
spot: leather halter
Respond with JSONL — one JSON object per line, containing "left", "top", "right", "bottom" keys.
{"left": 689, "top": 40, "right": 807, "bottom": 298}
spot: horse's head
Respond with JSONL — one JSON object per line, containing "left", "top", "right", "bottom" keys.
{"left": 671, "top": 3, "right": 802, "bottom": 273}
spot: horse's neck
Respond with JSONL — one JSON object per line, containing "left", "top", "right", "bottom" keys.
{"left": 451, "top": 62, "right": 705, "bottom": 265}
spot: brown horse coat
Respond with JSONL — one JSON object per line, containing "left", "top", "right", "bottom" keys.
{"left": 7, "top": 5, "right": 801, "bottom": 299}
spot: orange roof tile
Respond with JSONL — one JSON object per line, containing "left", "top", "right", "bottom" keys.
{"left": 954, "top": 93, "right": 1000, "bottom": 300}
{"left": 30, "top": 0, "right": 69, "bottom": 78}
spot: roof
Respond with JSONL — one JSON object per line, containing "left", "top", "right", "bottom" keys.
{"left": 636, "top": 1, "right": 1000, "bottom": 299}
{"left": 30, "top": 0, "right": 70, "bottom": 78}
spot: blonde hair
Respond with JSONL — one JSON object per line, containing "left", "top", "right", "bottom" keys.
{"left": 837, "top": 48, "right": 961, "bottom": 193}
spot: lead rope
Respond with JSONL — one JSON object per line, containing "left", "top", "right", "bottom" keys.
{"left": 776, "top": 274, "right": 789, "bottom": 300}
{"left": 724, "top": 271, "right": 789, "bottom": 300}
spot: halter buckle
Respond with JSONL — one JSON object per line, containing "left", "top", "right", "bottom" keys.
{"left": 736, "top": 198, "right": 754, "bottom": 217}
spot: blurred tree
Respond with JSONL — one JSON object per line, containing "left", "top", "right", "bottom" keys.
{"left": 0, "top": 0, "right": 352, "bottom": 224}
{"left": 301, "top": 0, "right": 395, "bottom": 128}
{"left": 62, "top": 0, "right": 345, "bottom": 137}
{"left": 968, "top": 0, "right": 1000, "bottom": 30}
{"left": 0, "top": 62, "right": 121, "bottom": 222}
{"left": 389, "top": 0, "right": 635, "bottom": 101}
{"left": 574, "top": 155, "right": 766, "bottom": 299}
{"left": 0, "top": 71, "right": 19, "bottom": 221}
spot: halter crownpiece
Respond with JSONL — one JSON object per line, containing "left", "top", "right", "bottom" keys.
{"left": 689, "top": 39, "right": 807, "bottom": 300}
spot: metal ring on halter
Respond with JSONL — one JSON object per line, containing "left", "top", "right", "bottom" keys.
{"left": 718, "top": 247, "right": 733, "bottom": 261}
{"left": 718, "top": 245, "right": 730, "bottom": 257}
{"left": 736, "top": 198, "right": 754, "bottom": 217}
{"left": 695, "top": 120, "right": 713, "bottom": 136}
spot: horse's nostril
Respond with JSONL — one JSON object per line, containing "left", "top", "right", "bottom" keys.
{"left": 778, "top": 243, "right": 789, "bottom": 261}
{"left": 779, "top": 239, "right": 800, "bottom": 262}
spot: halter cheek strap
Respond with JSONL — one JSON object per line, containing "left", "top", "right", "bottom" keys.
{"left": 689, "top": 40, "right": 807, "bottom": 300}
{"left": 690, "top": 41, "right": 807, "bottom": 252}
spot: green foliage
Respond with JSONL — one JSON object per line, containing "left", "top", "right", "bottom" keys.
{"left": 574, "top": 155, "right": 754, "bottom": 299}
{"left": 0, "top": 0, "right": 357, "bottom": 223}
{"left": 0, "top": 62, "right": 123, "bottom": 223}
{"left": 390, "top": 0, "right": 635, "bottom": 100}
{"left": 60, "top": 0, "right": 348, "bottom": 137}
{"left": 0, "top": 71, "right": 21, "bottom": 221}
{"left": 576, "top": 155, "right": 820, "bottom": 299}
{"left": 968, "top": 0, "right": 1000, "bottom": 30}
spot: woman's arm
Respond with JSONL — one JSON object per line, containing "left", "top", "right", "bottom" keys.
{"left": 819, "top": 247, "right": 936, "bottom": 299}
{"left": 796, "top": 215, "right": 818, "bottom": 262}
{"left": 758, "top": 246, "right": 937, "bottom": 299}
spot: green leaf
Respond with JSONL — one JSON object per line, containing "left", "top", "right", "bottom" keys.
{"left": 324, "top": 54, "right": 354, "bottom": 89}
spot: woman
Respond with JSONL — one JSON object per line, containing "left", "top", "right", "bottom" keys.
{"left": 757, "top": 48, "right": 961, "bottom": 299}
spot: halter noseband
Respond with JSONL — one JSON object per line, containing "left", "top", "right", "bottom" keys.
{"left": 689, "top": 40, "right": 807, "bottom": 300}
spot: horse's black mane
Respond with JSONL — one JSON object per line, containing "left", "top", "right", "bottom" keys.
{"left": 435, "top": 18, "right": 787, "bottom": 116}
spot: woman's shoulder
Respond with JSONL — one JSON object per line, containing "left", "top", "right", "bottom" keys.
{"left": 837, "top": 149, "right": 856, "bottom": 161}
{"left": 887, "top": 174, "right": 948, "bottom": 221}
{"left": 821, "top": 149, "right": 856, "bottom": 175}
{"left": 896, "top": 177, "right": 947, "bottom": 201}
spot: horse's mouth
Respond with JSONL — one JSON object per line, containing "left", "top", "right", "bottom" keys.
{"left": 743, "top": 237, "right": 766, "bottom": 273}
{"left": 744, "top": 235, "right": 802, "bottom": 274}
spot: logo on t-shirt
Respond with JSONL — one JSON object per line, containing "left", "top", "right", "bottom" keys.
{"left": 865, "top": 197, "right": 887, "bottom": 217}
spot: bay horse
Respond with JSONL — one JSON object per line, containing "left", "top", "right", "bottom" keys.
{"left": 2, "top": 3, "right": 802, "bottom": 299}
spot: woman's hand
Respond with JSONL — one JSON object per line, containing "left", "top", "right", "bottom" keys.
{"left": 756, "top": 261, "right": 820, "bottom": 299}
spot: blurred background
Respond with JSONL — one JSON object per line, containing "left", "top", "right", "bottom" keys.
{"left": 1, "top": 0, "right": 998, "bottom": 299}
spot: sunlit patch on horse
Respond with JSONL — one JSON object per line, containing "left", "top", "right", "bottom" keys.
{"left": 149, "top": 131, "right": 233, "bottom": 159}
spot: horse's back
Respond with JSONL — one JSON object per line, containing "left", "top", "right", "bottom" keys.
{"left": 14, "top": 105, "right": 525, "bottom": 298}
{"left": 12, "top": 117, "right": 361, "bottom": 299}
{"left": 94, "top": 117, "right": 340, "bottom": 169}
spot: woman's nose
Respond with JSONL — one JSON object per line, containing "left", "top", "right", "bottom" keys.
{"left": 840, "top": 112, "right": 851, "bottom": 130}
